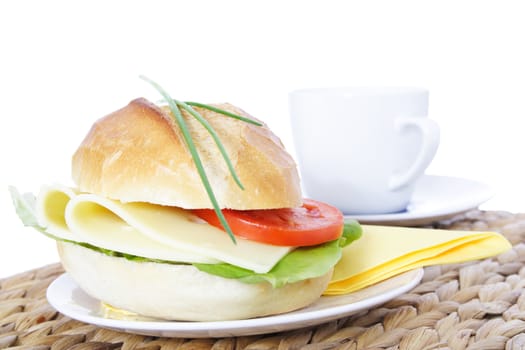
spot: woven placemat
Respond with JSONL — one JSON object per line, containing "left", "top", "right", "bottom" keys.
{"left": 2, "top": 210, "right": 525, "bottom": 350}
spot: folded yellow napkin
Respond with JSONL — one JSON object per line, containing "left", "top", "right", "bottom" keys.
{"left": 325, "top": 225, "right": 511, "bottom": 295}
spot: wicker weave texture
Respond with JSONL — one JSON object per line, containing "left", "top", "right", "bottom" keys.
{"left": 2, "top": 210, "right": 525, "bottom": 350}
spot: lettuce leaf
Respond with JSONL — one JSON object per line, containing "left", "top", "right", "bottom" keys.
{"left": 194, "top": 240, "right": 341, "bottom": 287}
{"left": 9, "top": 186, "right": 42, "bottom": 229}
{"left": 9, "top": 186, "right": 362, "bottom": 288}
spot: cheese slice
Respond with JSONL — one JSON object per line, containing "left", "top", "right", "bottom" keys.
{"left": 36, "top": 185, "right": 219, "bottom": 264}
{"left": 36, "top": 185, "right": 293, "bottom": 273}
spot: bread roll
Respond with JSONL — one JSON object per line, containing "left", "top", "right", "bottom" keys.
{"left": 72, "top": 98, "right": 302, "bottom": 210}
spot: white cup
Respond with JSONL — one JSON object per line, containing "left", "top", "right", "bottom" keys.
{"left": 289, "top": 87, "right": 440, "bottom": 214}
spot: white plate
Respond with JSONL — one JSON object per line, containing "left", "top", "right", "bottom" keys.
{"left": 47, "top": 269, "right": 423, "bottom": 338}
{"left": 345, "top": 175, "right": 494, "bottom": 226}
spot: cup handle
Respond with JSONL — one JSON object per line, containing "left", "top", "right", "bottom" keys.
{"left": 388, "top": 117, "right": 440, "bottom": 191}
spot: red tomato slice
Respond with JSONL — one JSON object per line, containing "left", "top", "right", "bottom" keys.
{"left": 192, "top": 199, "right": 344, "bottom": 247}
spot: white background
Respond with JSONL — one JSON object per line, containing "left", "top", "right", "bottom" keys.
{"left": 1, "top": 0, "right": 524, "bottom": 278}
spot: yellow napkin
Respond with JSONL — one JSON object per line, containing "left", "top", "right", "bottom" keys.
{"left": 325, "top": 225, "right": 511, "bottom": 295}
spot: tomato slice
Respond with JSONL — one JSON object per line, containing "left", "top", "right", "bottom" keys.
{"left": 192, "top": 199, "right": 344, "bottom": 247}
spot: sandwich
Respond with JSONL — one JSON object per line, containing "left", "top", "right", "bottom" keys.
{"left": 10, "top": 79, "right": 361, "bottom": 321}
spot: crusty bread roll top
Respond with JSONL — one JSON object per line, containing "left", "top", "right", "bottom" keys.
{"left": 72, "top": 98, "right": 302, "bottom": 210}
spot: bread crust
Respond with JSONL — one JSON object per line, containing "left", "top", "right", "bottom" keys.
{"left": 57, "top": 241, "right": 332, "bottom": 321}
{"left": 72, "top": 98, "right": 301, "bottom": 209}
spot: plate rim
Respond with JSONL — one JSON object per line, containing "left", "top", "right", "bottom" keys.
{"left": 345, "top": 175, "right": 494, "bottom": 224}
{"left": 47, "top": 269, "right": 424, "bottom": 337}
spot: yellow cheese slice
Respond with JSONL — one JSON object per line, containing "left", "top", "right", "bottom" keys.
{"left": 35, "top": 184, "right": 77, "bottom": 238}
{"left": 325, "top": 224, "right": 511, "bottom": 295}
{"left": 37, "top": 185, "right": 293, "bottom": 273}
{"left": 36, "top": 185, "right": 219, "bottom": 264}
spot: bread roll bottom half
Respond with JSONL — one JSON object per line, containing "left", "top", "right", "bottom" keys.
{"left": 57, "top": 242, "right": 333, "bottom": 321}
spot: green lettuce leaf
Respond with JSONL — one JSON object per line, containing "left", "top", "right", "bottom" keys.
{"left": 194, "top": 239, "right": 341, "bottom": 287}
{"left": 9, "top": 186, "right": 362, "bottom": 288}
{"left": 9, "top": 186, "right": 43, "bottom": 230}
{"left": 339, "top": 219, "right": 362, "bottom": 248}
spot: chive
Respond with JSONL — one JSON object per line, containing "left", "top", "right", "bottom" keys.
{"left": 157, "top": 100, "right": 262, "bottom": 126}
{"left": 139, "top": 75, "right": 237, "bottom": 244}
{"left": 176, "top": 100, "right": 244, "bottom": 190}
{"left": 185, "top": 102, "right": 263, "bottom": 126}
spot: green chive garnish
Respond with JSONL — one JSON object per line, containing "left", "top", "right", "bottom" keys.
{"left": 139, "top": 75, "right": 237, "bottom": 244}
{"left": 158, "top": 100, "right": 262, "bottom": 126}
{"left": 185, "top": 102, "right": 263, "bottom": 126}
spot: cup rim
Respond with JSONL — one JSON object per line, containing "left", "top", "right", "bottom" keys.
{"left": 289, "top": 86, "right": 428, "bottom": 97}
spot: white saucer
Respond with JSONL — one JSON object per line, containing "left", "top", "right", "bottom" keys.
{"left": 46, "top": 269, "right": 423, "bottom": 338}
{"left": 345, "top": 175, "right": 494, "bottom": 226}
